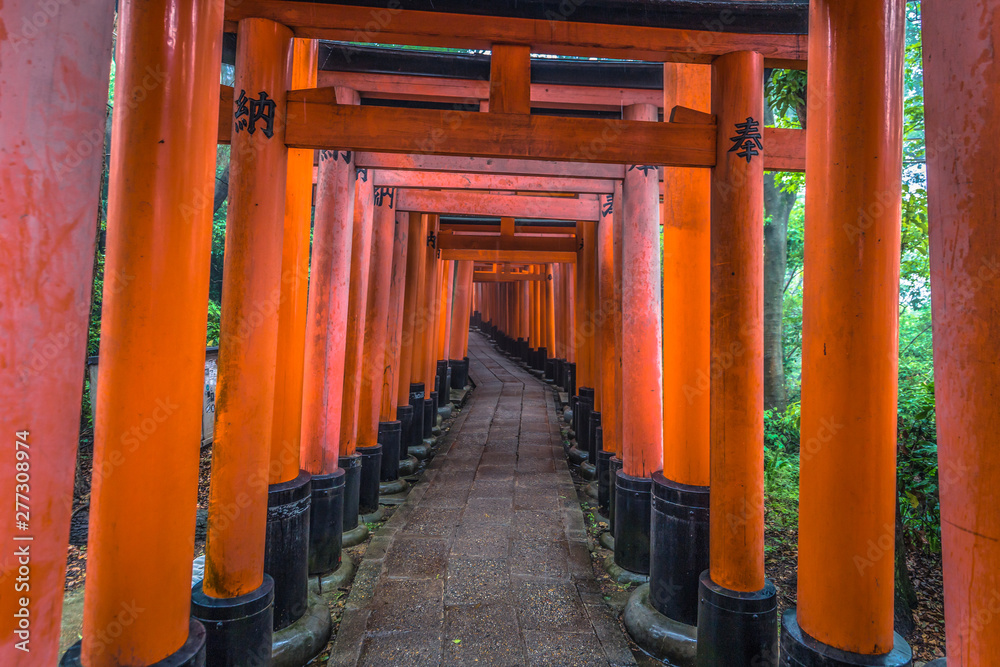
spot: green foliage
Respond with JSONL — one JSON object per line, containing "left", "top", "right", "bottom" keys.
{"left": 207, "top": 300, "right": 222, "bottom": 347}
{"left": 897, "top": 381, "right": 940, "bottom": 551}
{"left": 763, "top": 403, "right": 801, "bottom": 530}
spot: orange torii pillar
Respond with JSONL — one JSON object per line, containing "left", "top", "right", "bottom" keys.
{"left": 573, "top": 220, "right": 598, "bottom": 476}
{"left": 544, "top": 263, "right": 559, "bottom": 381}
{"left": 2, "top": 3, "right": 112, "bottom": 657}
{"left": 639, "top": 63, "right": 713, "bottom": 651}
{"left": 45, "top": 0, "right": 209, "bottom": 664}
{"left": 608, "top": 181, "right": 626, "bottom": 536}
{"left": 402, "top": 213, "right": 429, "bottom": 457}
{"left": 615, "top": 103, "right": 663, "bottom": 578}
{"left": 357, "top": 187, "right": 405, "bottom": 495}
{"left": 449, "top": 261, "right": 475, "bottom": 390}
{"left": 596, "top": 191, "right": 619, "bottom": 519}
{"left": 782, "top": 2, "right": 912, "bottom": 666}
{"left": 422, "top": 216, "right": 443, "bottom": 444}
{"left": 434, "top": 260, "right": 454, "bottom": 415}
{"left": 566, "top": 264, "right": 578, "bottom": 396}
{"left": 340, "top": 168, "right": 377, "bottom": 538}
{"left": 258, "top": 38, "right": 320, "bottom": 641}
{"left": 299, "top": 146, "right": 356, "bottom": 584}
{"left": 383, "top": 211, "right": 417, "bottom": 477}
{"left": 193, "top": 18, "right": 291, "bottom": 663}
{"left": 694, "top": 51, "right": 775, "bottom": 666}
{"left": 553, "top": 263, "right": 568, "bottom": 387}
{"left": 925, "top": 2, "right": 1000, "bottom": 665}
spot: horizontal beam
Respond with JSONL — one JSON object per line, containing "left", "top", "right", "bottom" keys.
{"left": 223, "top": 1, "right": 807, "bottom": 66}
{"left": 399, "top": 190, "right": 600, "bottom": 221}
{"left": 219, "top": 86, "right": 803, "bottom": 171}
{"left": 375, "top": 170, "right": 615, "bottom": 194}
{"left": 317, "top": 71, "right": 663, "bottom": 112}
{"left": 438, "top": 232, "right": 578, "bottom": 253}
{"left": 442, "top": 223, "right": 576, "bottom": 235}
{"left": 442, "top": 248, "right": 576, "bottom": 263}
{"left": 474, "top": 271, "right": 545, "bottom": 283}
{"left": 284, "top": 88, "right": 715, "bottom": 166}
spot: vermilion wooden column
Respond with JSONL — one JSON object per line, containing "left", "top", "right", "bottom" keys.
{"left": 596, "top": 191, "right": 619, "bottom": 517}
{"left": 339, "top": 173, "right": 375, "bottom": 457}
{"left": 357, "top": 187, "right": 399, "bottom": 449}
{"left": 45, "top": 0, "right": 214, "bottom": 662}
{"left": 612, "top": 181, "right": 625, "bottom": 460}
{"left": 197, "top": 17, "right": 291, "bottom": 660}
{"left": 615, "top": 103, "right": 663, "bottom": 576}
{"left": 439, "top": 260, "right": 454, "bottom": 364}
{"left": 640, "top": 63, "right": 713, "bottom": 635}
{"left": 401, "top": 213, "right": 429, "bottom": 452}
{"left": 924, "top": 3, "right": 1000, "bottom": 664}
{"left": 269, "top": 38, "right": 317, "bottom": 485}
{"left": 0, "top": 1, "right": 113, "bottom": 663}
{"left": 449, "top": 261, "right": 474, "bottom": 390}
{"left": 409, "top": 215, "right": 430, "bottom": 389}
{"left": 382, "top": 212, "right": 410, "bottom": 423}
{"left": 787, "top": 1, "right": 910, "bottom": 663}
{"left": 697, "top": 51, "right": 776, "bottom": 666}
{"left": 300, "top": 154, "right": 356, "bottom": 474}
{"left": 203, "top": 16, "right": 290, "bottom": 597}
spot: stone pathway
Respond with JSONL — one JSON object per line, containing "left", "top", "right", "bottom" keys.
{"left": 329, "top": 333, "right": 638, "bottom": 667}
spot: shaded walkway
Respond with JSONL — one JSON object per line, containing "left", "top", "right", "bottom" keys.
{"left": 330, "top": 333, "right": 637, "bottom": 666}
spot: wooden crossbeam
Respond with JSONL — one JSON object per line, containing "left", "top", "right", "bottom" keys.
{"left": 222, "top": 1, "right": 808, "bottom": 66}
{"left": 397, "top": 190, "right": 601, "bottom": 221}
{"left": 316, "top": 71, "right": 663, "bottom": 111}
{"left": 219, "top": 85, "right": 803, "bottom": 171}
{"left": 438, "top": 231, "right": 577, "bottom": 253}
{"left": 474, "top": 270, "right": 545, "bottom": 282}
{"left": 374, "top": 170, "right": 616, "bottom": 194}
{"left": 283, "top": 88, "right": 715, "bottom": 166}
{"left": 441, "top": 249, "right": 576, "bottom": 264}
{"left": 441, "top": 223, "right": 576, "bottom": 235}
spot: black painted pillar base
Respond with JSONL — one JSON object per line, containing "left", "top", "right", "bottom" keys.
{"left": 650, "top": 472, "right": 709, "bottom": 628}
{"left": 422, "top": 397, "right": 434, "bottom": 438}
{"left": 436, "top": 359, "right": 448, "bottom": 398}
{"left": 450, "top": 357, "right": 469, "bottom": 390}
{"left": 779, "top": 610, "right": 913, "bottom": 667}
{"left": 609, "top": 456, "right": 623, "bottom": 533}
{"left": 545, "top": 358, "right": 556, "bottom": 381}
{"left": 696, "top": 571, "right": 778, "bottom": 667}
{"left": 408, "top": 383, "right": 425, "bottom": 449}
{"left": 567, "top": 363, "right": 577, "bottom": 398}
{"left": 192, "top": 576, "right": 274, "bottom": 667}
{"left": 597, "top": 447, "right": 613, "bottom": 516}
{"left": 61, "top": 619, "right": 206, "bottom": 666}
{"left": 555, "top": 358, "right": 565, "bottom": 387}
{"left": 614, "top": 470, "right": 652, "bottom": 575}
{"left": 339, "top": 454, "right": 362, "bottom": 533}
{"left": 576, "top": 389, "right": 593, "bottom": 455}
{"left": 357, "top": 445, "right": 382, "bottom": 516}
{"left": 378, "top": 421, "right": 402, "bottom": 482}
{"left": 430, "top": 391, "right": 439, "bottom": 429}
{"left": 588, "top": 410, "right": 602, "bottom": 465}
{"left": 396, "top": 405, "right": 414, "bottom": 459}
{"left": 537, "top": 346, "right": 548, "bottom": 372}
{"left": 264, "top": 470, "right": 312, "bottom": 631}
{"left": 308, "top": 470, "right": 345, "bottom": 576}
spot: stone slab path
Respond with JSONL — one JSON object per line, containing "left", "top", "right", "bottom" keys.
{"left": 329, "top": 333, "right": 638, "bottom": 667}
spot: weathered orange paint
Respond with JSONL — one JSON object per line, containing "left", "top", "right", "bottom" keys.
{"left": 400, "top": 213, "right": 429, "bottom": 401}
{"left": 566, "top": 266, "right": 577, "bottom": 365}
{"left": 450, "top": 262, "right": 475, "bottom": 359}
{"left": 546, "top": 263, "right": 557, "bottom": 358}
{"left": 708, "top": 51, "right": 765, "bottom": 594}
{"left": 270, "top": 38, "right": 317, "bottom": 485}
{"left": 423, "top": 218, "right": 443, "bottom": 389}
{"left": 381, "top": 213, "right": 410, "bottom": 421}
{"left": 798, "top": 0, "right": 905, "bottom": 654}
{"left": 204, "top": 17, "right": 292, "bottom": 599}
{"left": 597, "top": 194, "right": 619, "bottom": 454}
{"left": 924, "top": 3, "right": 1000, "bottom": 663}
{"left": 661, "top": 63, "right": 711, "bottom": 488}
{"left": 621, "top": 104, "right": 664, "bottom": 478}
{"left": 300, "top": 149, "right": 357, "bottom": 474}
{"left": 339, "top": 173, "right": 375, "bottom": 456}
{"left": 439, "top": 260, "right": 455, "bottom": 362}
{"left": 358, "top": 186, "right": 398, "bottom": 448}
{"left": 0, "top": 0, "right": 111, "bottom": 661}
{"left": 612, "top": 181, "right": 625, "bottom": 459}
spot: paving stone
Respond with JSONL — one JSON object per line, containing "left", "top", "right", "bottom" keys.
{"left": 512, "top": 510, "right": 567, "bottom": 540}
{"left": 445, "top": 557, "right": 512, "bottom": 605}
{"left": 512, "top": 576, "right": 592, "bottom": 633}
{"left": 442, "top": 603, "right": 526, "bottom": 666}
{"left": 384, "top": 536, "right": 450, "bottom": 580}
{"left": 358, "top": 631, "right": 442, "bottom": 667}
{"left": 523, "top": 630, "right": 609, "bottom": 667}
{"left": 509, "top": 538, "right": 571, "bottom": 579}
{"left": 401, "top": 507, "right": 462, "bottom": 537}
{"left": 367, "top": 578, "right": 444, "bottom": 631}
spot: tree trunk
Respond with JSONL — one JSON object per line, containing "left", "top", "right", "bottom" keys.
{"left": 763, "top": 173, "right": 794, "bottom": 413}
{"left": 213, "top": 161, "right": 230, "bottom": 214}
